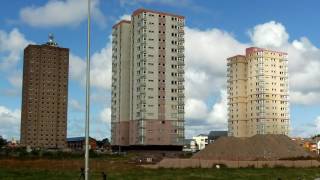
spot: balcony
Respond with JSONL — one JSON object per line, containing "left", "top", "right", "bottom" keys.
{"left": 178, "top": 61, "right": 185, "bottom": 66}
{"left": 140, "top": 91, "right": 146, "bottom": 95}
{"left": 178, "top": 68, "right": 184, "bottom": 74}
{"left": 178, "top": 21, "right": 184, "bottom": 26}
{"left": 139, "top": 66, "right": 146, "bottom": 72}
{"left": 139, "top": 74, "right": 146, "bottom": 79}
{"left": 138, "top": 82, "right": 146, "bottom": 87}
{"left": 178, "top": 101, "right": 184, "bottom": 106}
{"left": 178, "top": 45, "right": 184, "bottom": 50}
{"left": 178, "top": 84, "right": 184, "bottom": 90}
{"left": 178, "top": 38, "right": 185, "bottom": 42}
{"left": 138, "top": 99, "right": 146, "bottom": 104}
{"left": 177, "top": 76, "right": 184, "bottom": 82}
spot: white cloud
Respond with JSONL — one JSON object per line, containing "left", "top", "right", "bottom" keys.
{"left": 118, "top": 14, "right": 131, "bottom": 21}
{"left": 69, "top": 99, "right": 84, "bottom": 112}
{"left": 69, "top": 53, "right": 86, "bottom": 81}
{"left": 20, "top": 0, "right": 106, "bottom": 27}
{"left": 185, "top": 91, "right": 228, "bottom": 138}
{"left": 207, "top": 90, "right": 228, "bottom": 129}
{"left": 99, "top": 107, "right": 111, "bottom": 124}
{"left": 0, "top": 106, "right": 20, "bottom": 139}
{"left": 8, "top": 71, "right": 22, "bottom": 88}
{"left": 0, "top": 28, "right": 31, "bottom": 70}
{"left": 291, "top": 116, "right": 320, "bottom": 138}
{"left": 182, "top": 27, "right": 247, "bottom": 137}
{"left": 183, "top": 21, "right": 320, "bottom": 138}
{"left": 184, "top": 27, "right": 247, "bottom": 100}
{"left": 290, "top": 91, "right": 320, "bottom": 105}
{"left": 0, "top": 28, "right": 30, "bottom": 97}
{"left": 69, "top": 38, "right": 112, "bottom": 90}
{"left": 249, "top": 21, "right": 289, "bottom": 48}
{"left": 1, "top": 19, "right": 318, "bottom": 139}
{"left": 249, "top": 21, "right": 320, "bottom": 106}
{"left": 90, "top": 42, "right": 112, "bottom": 90}
{"left": 185, "top": 98, "right": 208, "bottom": 120}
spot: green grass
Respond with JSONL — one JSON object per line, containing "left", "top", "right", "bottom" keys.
{"left": 0, "top": 167, "right": 320, "bottom": 180}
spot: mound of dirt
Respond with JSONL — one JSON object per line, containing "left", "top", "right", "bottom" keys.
{"left": 192, "top": 134, "right": 312, "bottom": 161}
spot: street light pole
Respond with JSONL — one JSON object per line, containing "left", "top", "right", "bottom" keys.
{"left": 85, "top": 0, "right": 91, "bottom": 179}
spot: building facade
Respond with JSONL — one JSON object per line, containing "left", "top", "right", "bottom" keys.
{"left": 111, "top": 20, "right": 131, "bottom": 146}
{"left": 192, "top": 134, "right": 208, "bottom": 151}
{"left": 227, "top": 47, "right": 289, "bottom": 137}
{"left": 20, "top": 35, "right": 69, "bottom": 149}
{"left": 111, "top": 9, "right": 185, "bottom": 149}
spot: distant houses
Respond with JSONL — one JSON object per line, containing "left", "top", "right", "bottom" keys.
{"left": 66, "top": 137, "right": 111, "bottom": 152}
{"left": 185, "top": 131, "right": 228, "bottom": 152}
{"left": 67, "top": 137, "right": 97, "bottom": 151}
{"left": 292, "top": 136, "right": 320, "bottom": 155}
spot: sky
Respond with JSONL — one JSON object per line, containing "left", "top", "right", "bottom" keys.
{"left": 0, "top": 0, "right": 319, "bottom": 140}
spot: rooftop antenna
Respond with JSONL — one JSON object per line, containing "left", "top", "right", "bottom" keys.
{"left": 47, "top": 33, "right": 58, "bottom": 46}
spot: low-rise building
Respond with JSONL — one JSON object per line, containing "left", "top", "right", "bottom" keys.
{"left": 7, "top": 138, "right": 19, "bottom": 148}
{"left": 192, "top": 134, "right": 208, "bottom": 151}
{"left": 67, "top": 137, "right": 97, "bottom": 151}
{"left": 190, "top": 140, "right": 197, "bottom": 152}
{"left": 208, "top": 131, "right": 228, "bottom": 143}
{"left": 182, "top": 139, "right": 193, "bottom": 152}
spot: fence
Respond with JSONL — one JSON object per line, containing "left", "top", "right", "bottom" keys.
{"left": 143, "top": 158, "right": 320, "bottom": 169}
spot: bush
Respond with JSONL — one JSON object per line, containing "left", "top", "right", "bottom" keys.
{"left": 0, "top": 136, "right": 7, "bottom": 148}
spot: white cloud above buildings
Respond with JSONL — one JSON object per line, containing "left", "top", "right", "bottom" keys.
{"left": 249, "top": 21, "right": 289, "bottom": 48}
{"left": 69, "top": 39, "right": 112, "bottom": 91}
{"left": 1, "top": 17, "right": 320, "bottom": 139}
{"left": 183, "top": 21, "right": 320, "bottom": 137}
{"left": 0, "top": 106, "right": 20, "bottom": 139}
{"left": 118, "top": 14, "right": 131, "bottom": 21}
{"left": 100, "top": 107, "right": 111, "bottom": 124}
{"left": 247, "top": 21, "right": 320, "bottom": 105}
{"left": 19, "top": 0, "right": 106, "bottom": 27}
{"left": 69, "top": 99, "right": 84, "bottom": 112}
{"left": 0, "top": 28, "right": 32, "bottom": 70}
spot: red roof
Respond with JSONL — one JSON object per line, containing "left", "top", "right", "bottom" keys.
{"left": 246, "top": 47, "right": 288, "bottom": 55}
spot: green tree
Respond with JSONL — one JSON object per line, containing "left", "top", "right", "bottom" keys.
{"left": 312, "top": 134, "right": 320, "bottom": 139}
{"left": 0, "top": 136, "right": 7, "bottom": 148}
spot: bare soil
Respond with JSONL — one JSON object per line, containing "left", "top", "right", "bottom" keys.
{"left": 192, "top": 134, "right": 313, "bottom": 160}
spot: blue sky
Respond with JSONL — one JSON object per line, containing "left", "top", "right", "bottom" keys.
{"left": 0, "top": 0, "right": 319, "bottom": 140}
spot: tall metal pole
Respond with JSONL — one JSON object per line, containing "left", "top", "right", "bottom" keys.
{"left": 85, "top": 0, "right": 91, "bottom": 179}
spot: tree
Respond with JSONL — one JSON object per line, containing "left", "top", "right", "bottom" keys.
{"left": 312, "top": 134, "right": 320, "bottom": 139}
{"left": 96, "top": 138, "right": 110, "bottom": 149}
{"left": 0, "top": 136, "right": 7, "bottom": 148}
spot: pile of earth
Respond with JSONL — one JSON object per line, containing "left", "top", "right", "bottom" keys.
{"left": 192, "top": 134, "right": 312, "bottom": 161}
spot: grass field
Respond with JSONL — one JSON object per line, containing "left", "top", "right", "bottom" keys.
{"left": 1, "top": 167, "right": 320, "bottom": 180}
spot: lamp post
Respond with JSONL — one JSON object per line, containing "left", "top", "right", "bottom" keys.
{"left": 85, "top": 0, "right": 91, "bottom": 179}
